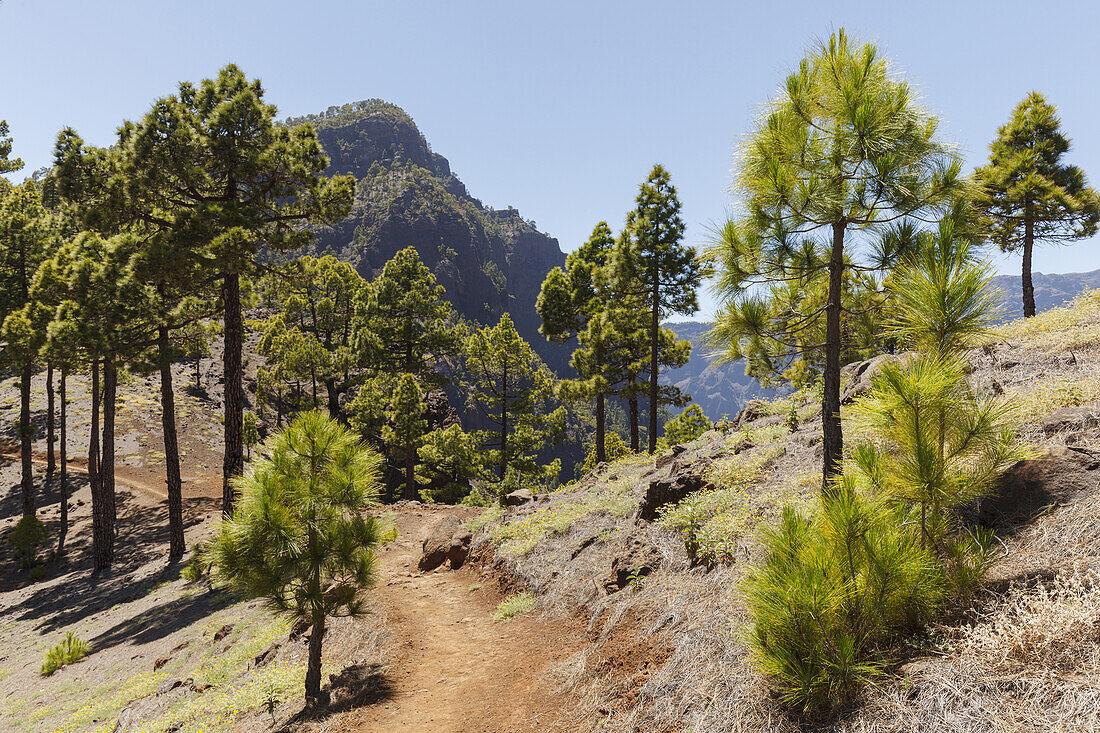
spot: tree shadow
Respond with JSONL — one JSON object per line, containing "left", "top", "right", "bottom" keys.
{"left": 278, "top": 662, "right": 395, "bottom": 731}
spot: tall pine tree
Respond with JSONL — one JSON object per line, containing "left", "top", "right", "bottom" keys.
{"left": 974, "top": 92, "right": 1100, "bottom": 318}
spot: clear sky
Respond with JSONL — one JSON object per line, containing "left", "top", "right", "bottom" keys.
{"left": 2, "top": 0, "right": 1099, "bottom": 319}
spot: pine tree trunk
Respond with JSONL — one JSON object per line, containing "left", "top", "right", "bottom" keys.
{"left": 404, "top": 442, "right": 417, "bottom": 501}
{"left": 629, "top": 390, "right": 639, "bottom": 453}
{"left": 1022, "top": 206, "right": 1036, "bottom": 318}
{"left": 102, "top": 359, "right": 117, "bottom": 531}
{"left": 222, "top": 273, "right": 245, "bottom": 514}
{"left": 46, "top": 362, "right": 55, "bottom": 476}
{"left": 90, "top": 360, "right": 112, "bottom": 571}
{"left": 57, "top": 368, "right": 67, "bottom": 554}
{"left": 325, "top": 379, "right": 340, "bottom": 419}
{"left": 821, "top": 221, "right": 846, "bottom": 487}
{"left": 498, "top": 358, "right": 508, "bottom": 503}
{"left": 19, "top": 362, "right": 34, "bottom": 518}
{"left": 648, "top": 284, "right": 659, "bottom": 455}
{"left": 595, "top": 392, "right": 606, "bottom": 464}
{"left": 159, "top": 326, "right": 185, "bottom": 560}
{"left": 304, "top": 615, "right": 326, "bottom": 704}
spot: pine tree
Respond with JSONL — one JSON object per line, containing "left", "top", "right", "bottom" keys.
{"left": 0, "top": 120, "right": 21, "bottom": 174}
{"left": 206, "top": 411, "right": 389, "bottom": 703}
{"left": 55, "top": 65, "right": 355, "bottom": 514}
{"left": 709, "top": 29, "right": 962, "bottom": 483}
{"left": 261, "top": 256, "right": 367, "bottom": 418}
{"left": 613, "top": 165, "right": 706, "bottom": 453}
{"left": 417, "top": 424, "right": 488, "bottom": 503}
{"left": 537, "top": 222, "right": 615, "bottom": 462}
{"left": 383, "top": 374, "right": 428, "bottom": 501}
{"left": 463, "top": 313, "right": 564, "bottom": 499}
{"left": 0, "top": 182, "right": 60, "bottom": 518}
{"left": 974, "top": 92, "right": 1100, "bottom": 318}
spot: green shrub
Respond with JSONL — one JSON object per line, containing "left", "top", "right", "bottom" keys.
{"left": 9, "top": 514, "right": 47, "bottom": 570}
{"left": 743, "top": 482, "right": 945, "bottom": 711}
{"left": 41, "top": 633, "right": 90, "bottom": 676}
{"left": 580, "top": 431, "right": 630, "bottom": 473}
{"left": 663, "top": 404, "right": 712, "bottom": 446}
{"left": 492, "top": 592, "right": 535, "bottom": 622}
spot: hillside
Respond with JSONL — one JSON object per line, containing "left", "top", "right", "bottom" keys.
{"left": 289, "top": 100, "right": 571, "bottom": 374}
{"left": 465, "top": 290, "right": 1100, "bottom": 731}
{"left": 990, "top": 268, "right": 1100, "bottom": 321}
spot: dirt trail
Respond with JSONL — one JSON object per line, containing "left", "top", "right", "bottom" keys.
{"left": 342, "top": 507, "right": 576, "bottom": 733}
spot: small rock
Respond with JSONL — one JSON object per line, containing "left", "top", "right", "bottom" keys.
{"left": 212, "top": 624, "right": 233, "bottom": 642}
{"left": 153, "top": 656, "right": 170, "bottom": 671}
{"left": 1042, "top": 402, "right": 1100, "bottom": 434}
{"left": 841, "top": 352, "right": 917, "bottom": 403}
{"left": 504, "top": 489, "right": 536, "bottom": 506}
{"left": 156, "top": 678, "right": 184, "bottom": 695}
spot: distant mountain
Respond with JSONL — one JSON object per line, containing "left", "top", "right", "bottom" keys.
{"left": 290, "top": 100, "right": 570, "bottom": 373}
{"left": 667, "top": 268, "right": 1100, "bottom": 421}
{"left": 664, "top": 322, "right": 778, "bottom": 421}
{"left": 988, "top": 268, "right": 1100, "bottom": 321}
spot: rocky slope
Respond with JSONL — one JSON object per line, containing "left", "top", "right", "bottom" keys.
{"left": 466, "top": 289, "right": 1100, "bottom": 732}
{"left": 288, "top": 100, "right": 570, "bottom": 373}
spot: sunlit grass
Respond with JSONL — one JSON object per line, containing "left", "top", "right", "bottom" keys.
{"left": 990, "top": 289, "right": 1100, "bottom": 352}
{"left": 492, "top": 593, "right": 535, "bottom": 622}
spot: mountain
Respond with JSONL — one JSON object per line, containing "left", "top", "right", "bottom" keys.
{"left": 288, "top": 100, "right": 570, "bottom": 373}
{"left": 989, "top": 268, "right": 1100, "bottom": 321}
{"left": 664, "top": 322, "right": 779, "bottom": 421}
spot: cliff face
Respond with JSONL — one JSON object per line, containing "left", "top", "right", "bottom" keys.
{"left": 291, "top": 101, "right": 569, "bottom": 373}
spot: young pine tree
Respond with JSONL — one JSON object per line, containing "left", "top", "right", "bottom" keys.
{"left": 974, "top": 92, "right": 1100, "bottom": 318}
{"left": 207, "top": 411, "right": 390, "bottom": 704}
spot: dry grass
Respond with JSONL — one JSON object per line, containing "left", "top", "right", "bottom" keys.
{"left": 990, "top": 289, "right": 1100, "bottom": 352}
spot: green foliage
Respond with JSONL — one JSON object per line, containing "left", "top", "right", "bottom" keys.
{"left": 41, "top": 633, "right": 89, "bottom": 676}
{"left": 580, "top": 431, "right": 630, "bottom": 473}
{"left": 708, "top": 28, "right": 963, "bottom": 479}
{"left": 743, "top": 217, "right": 1023, "bottom": 711}
{"left": 613, "top": 165, "right": 707, "bottom": 453}
{"left": 243, "top": 412, "right": 261, "bottom": 458}
{"left": 206, "top": 411, "right": 391, "bottom": 698}
{"left": 974, "top": 92, "right": 1100, "bottom": 317}
{"left": 491, "top": 592, "right": 535, "bottom": 622}
{"left": 8, "top": 514, "right": 47, "bottom": 570}
{"left": 463, "top": 313, "right": 565, "bottom": 497}
{"left": 0, "top": 119, "right": 23, "bottom": 174}
{"left": 418, "top": 424, "right": 488, "bottom": 504}
{"left": 743, "top": 487, "right": 943, "bottom": 711}
{"left": 663, "top": 404, "right": 711, "bottom": 446}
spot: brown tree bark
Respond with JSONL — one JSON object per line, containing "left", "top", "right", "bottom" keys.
{"left": 159, "top": 326, "right": 186, "bottom": 559}
{"left": 628, "top": 388, "right": 640, "bottom": 453}
{"left": 595, "top": 392, "right": 606, "bottom": 464}
{"left": 1022, "top": 204, "right": 1036, "bottom": 318}
{"left": 222, "top": 273, "right": 245, "bottom": 514}
{"left": 648, "top": 284, "right": 660, "bottom": 454}
{"left": 821, "top": 221, "right": 846, "bottom": 487}
{"left": 46, "top": 362, "right": 55, "bottom": 476}
{"left": 304, "top": 615, "right": 326, "bottom": 704}
{"left": 102, "top": 359, "right": 117, "bottom": 530}
{"left": 19, "top": 362, "right": 33, "bottom": 518}
{"left": 90, "top": 360, "right": 112, "bottom": 571}
{"left": 57, "top": 368, "right": 68, "bottom": 554}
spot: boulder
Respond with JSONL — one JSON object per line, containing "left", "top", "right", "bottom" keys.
{"left": 841, "top": 352, "right": 916, "bottom": 403}
{"left": 418, "top": 515, "right": 462, "bottom": 572}
{"left": 1042, "top": 402, "right": 1100, "bottom": 434}
{"left": 447, "top": 529, "right": 473, "bottom": 569}
{"left": 655, "top": 445, "right": 686, "bottom": 470}
{"left": 504, "top": 489, "right": 536, "bottom": 507}
{"left": 637, "top": 458, "right": 713, "bottom": 522}
{"left": 608, "top": 531, "right": 663, "bottom": 591}
{"left": 979, "top": 446, "right": 1100, "bottom": 523}
{"left": 733, "top": 400, "right": 766, "bottom": 428}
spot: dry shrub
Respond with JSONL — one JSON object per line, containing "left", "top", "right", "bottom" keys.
{"left": 954, "top": 562, "right": 1100, "bottom": 672}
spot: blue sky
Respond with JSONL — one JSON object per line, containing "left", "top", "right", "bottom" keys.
{"left": 2, "top": 0, "right": 1099, "bottom": 319}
